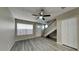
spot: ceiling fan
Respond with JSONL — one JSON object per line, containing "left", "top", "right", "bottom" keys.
{"left": 32, "top": 9, "right": 51, "bottom": 20}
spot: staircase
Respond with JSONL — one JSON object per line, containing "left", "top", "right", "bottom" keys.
{"left": 44, "top": 21, "right": 57, "bottom": 37}
{"left": 47, "top": 30, "right": 57, "bottom": 41}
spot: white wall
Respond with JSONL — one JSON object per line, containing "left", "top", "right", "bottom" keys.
{"left": 0, "top": 7, "right": 15, "bottom": 51}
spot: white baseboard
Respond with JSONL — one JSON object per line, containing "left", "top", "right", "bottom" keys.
{"left": 57, "top": 42, "right": 63, "bottom": 45}
{"left": 15, "top": 36, "right": 41, "bottom": 42}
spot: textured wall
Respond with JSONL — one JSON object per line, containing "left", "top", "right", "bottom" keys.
{"left": 0, "top": 7, "right": 15, "bottom": 50}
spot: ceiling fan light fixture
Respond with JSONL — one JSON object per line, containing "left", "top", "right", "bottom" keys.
{"left": 40, "top": 11, "right": 43, "bottom": 15}
{"left": 39, "top": 16, "right": 43, "bottom": 19}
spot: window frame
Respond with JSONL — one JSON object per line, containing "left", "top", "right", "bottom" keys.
{"left": 15, "top": 19, "right": 35, "bottom": 36}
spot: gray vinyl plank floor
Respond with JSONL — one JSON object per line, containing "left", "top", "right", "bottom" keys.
{"left": 11, "top": 37, "right": 77, "bottom": 51}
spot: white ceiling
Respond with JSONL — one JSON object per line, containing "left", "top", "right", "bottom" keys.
{"left": 9, "top": 7, "right": 77, "bottom": 24}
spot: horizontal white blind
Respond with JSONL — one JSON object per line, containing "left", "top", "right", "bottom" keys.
{"left": 17, "top": 23, "right": 33, "bottom": 35}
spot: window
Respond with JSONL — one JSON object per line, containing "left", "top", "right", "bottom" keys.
{"left": 17, "top": 23, "right": 33, "bottom": 35}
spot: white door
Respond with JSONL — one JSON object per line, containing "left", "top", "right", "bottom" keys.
{"left": 61, "top": 17, "right": 78, "bottom": 49}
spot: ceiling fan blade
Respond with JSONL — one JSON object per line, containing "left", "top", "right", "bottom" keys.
{"left": 32, "top": 14, "right": 39, "bottom": 16}
{"left": 43, "top": 15, "right": 51, "bottom": 17}
{"left": 36, "top": 17, "right": 39, "bottom": 20}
